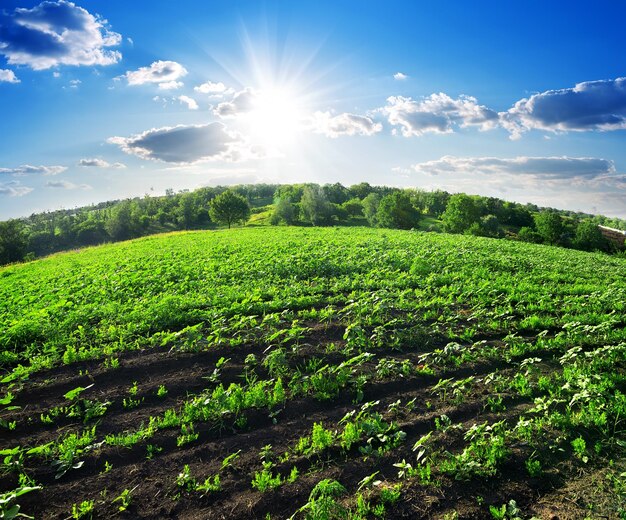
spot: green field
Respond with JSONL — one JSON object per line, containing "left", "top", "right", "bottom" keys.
{"left": 2, "top": 227, "right": 626, "bottom": 519}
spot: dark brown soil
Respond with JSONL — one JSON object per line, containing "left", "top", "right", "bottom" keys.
{"left": 2, "top": 324, "right": 623, "bottom": 519}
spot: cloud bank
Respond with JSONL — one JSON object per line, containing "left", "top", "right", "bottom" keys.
{"left": 177, "top": 95, "right": 198, "bottom": 110}
{"left": 0, "top": 182, "right": 33, "bottom": 197}
{"left": 501, "top": 77, "right": 626, "bottom": 138}
{"left": 379, "top": 77, "right": 626, "bottom": 139}
{"left": 0, "top": 164, "right": 67, "bottom": 175}
{"left": 45, "top": 180, "right": 91, "bottom": 190}
{"left": 382, "top": 93, "right": 499, "bottom": 136}
{"left": 108, "top": 123, "right": 244, "bottom": 163}
{"left": 214, "top": 88, "right": 256, "bottom": 117}
{"left": 310, "top": 111, "right": 382, "bottom": 137}
{"left": 194, "top": 81, "right": 233, "bottom": 96}
{"left": 124, "top": 60, "right": 187, "bottom": 90}
{"left": 407, "top": 156, "right": 615, "bottom": 179}
{"left": 0, "top": 69, "right": 20, "bottom": 83}
{"left": 0, "top": 0, "right": 121, "bottom": 70}
{"left": 78, "top": 158, "right": 126, "bottom": 168}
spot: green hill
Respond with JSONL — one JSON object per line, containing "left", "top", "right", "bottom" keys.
{"left": 1, "top": 227, "right": 626, "bottom": 518}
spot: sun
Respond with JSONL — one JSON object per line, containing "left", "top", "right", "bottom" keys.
{"left": 244, "top": 86, "right": 305, "bottom": 152}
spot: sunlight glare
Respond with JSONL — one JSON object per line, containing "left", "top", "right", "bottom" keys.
{"left": 245, "top": 86, "right": 305, "bottom": 152}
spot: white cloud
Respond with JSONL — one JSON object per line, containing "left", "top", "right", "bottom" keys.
{"left": 214, "top": 88, "right": 256, "bottom": 117}
{"left": 0, "top": 181, "right": 33, "bottom": 197}
{"left": 124, "top": 60, "right": 187, "bottom": 90}
{"left": 194, "top": 81, "right": 233, "bottom": 96}
{"left": 0, "top": 164, "right": 67, "bottom": 176}
{"left": 177, "top": 95, "right": 199, "bottom": 110}
{"left": 393, "top": 72, "right": 408, "bottom": 81}
{"left": 407, "top": 156, "right": 615, "bottom": 179}
{"left": 69, "top": 79, "right": 81, "bottom": 88}
{"left": 158, "top": 80, "right": 184, "bottom": 91}
{"left": 45, "top": 180, "right": 91, "bottom": 190}
{"left": 108, "top": 122, "right": 248, "bottom": 164}
{"left": 0, "top": 0, "right": 121, "bottom": 70}
{"left": 309, "top": 111, "right": 382, "bottom": 137}
{"left": 78, "top": 158, "right": 126, "bottom": 168}
{"left": 501, "top": 77, "right": 626, "bottom": 139}
{"left": 382, "top": 93, "right": 499, "bottom": 136}
{"left": 0, "top": 69, "right": 20, "bottom": 83}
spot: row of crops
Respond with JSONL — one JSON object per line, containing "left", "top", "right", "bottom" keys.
{"left": 1, "top": 227, "right": 626, "bottom": 518}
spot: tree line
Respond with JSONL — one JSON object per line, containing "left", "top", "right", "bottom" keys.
{"left": 1, "top": 182, "right": 624, "bottom": 265}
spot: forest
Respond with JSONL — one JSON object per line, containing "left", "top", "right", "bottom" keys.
{"left": 1, "top": 182, "right": 625, "bottom": 265}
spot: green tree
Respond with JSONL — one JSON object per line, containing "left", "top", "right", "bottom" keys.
{"left": 517, "top": 227, "right": 543, "bottom": 244}
{"left": 105, "top": 201, "right": 139, "bottom": 241}
{"left": 376, "top": 191, "right": 421, "bottom": 229}
{"left": 422, "top": 190, "right": 450, "bottom": 217}
{"left": 467, "top": 214, "right": 504, "bottom": 238}
{"left": 300, "top": 186, "right": 332, "bottom": 225}
{"left": 341, "top": 198, "right": 364, "bottom": 218}
{"left": 441, "top": 194, "right": 480, "bottom": 233}
{"left": 574, "top": 220, "right": 607, "bottom": 251}
{"left": 534, "top": 211, "right": 563, "bottom": 245}
{"left": 177, "top": 192, "right": 197, "bottom": 229}
{"left": 209, "top": 190, "right": 251, "bottom": 229}
{"left": 0, "top": 219, "right": 27, "bottom": 265}
{"left": 270, "top": 197, "right": 297, "bottom": 225}
{"left": 362, "top": 193, "right": 381, "bottom": 226}
{"left": 501, "top": 202, "right": 534, "bottom": 228}
{"left": 348, "top": 182, "right": 374, "bottom": 200}
{"left": 322, "top": 183, "right": 349, "bottom": 204}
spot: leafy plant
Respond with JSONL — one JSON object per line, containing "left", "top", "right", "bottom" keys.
{"left": 112, "top": 487, "right": 136, "bottom": 512}
{"left": 70, "top": 500, "right": 94, "bottom": 519}
{"left": 0, "top": 485, "right": 40, "bottom": 520}
{"left": 251, "top": 468, "right": 282, "bottom": 492}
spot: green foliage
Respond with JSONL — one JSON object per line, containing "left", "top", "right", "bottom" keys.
{"left": 209, "top": 190, "right": 251, "bottom": 228}
{"left": 310, "top": 422, "right": 335, "bottom": 452}
{"left": 376, "top": 192, "right": 421, "bottom": 230}
{"left": 574, "top": 220, "right": 607, "bottom": 251}
{"left": 300, "top": 186, "right": 332, "bottom": 225}
{"left": 251, "top": 468, "right": 282, "bottom": 492}
{"left": 534, "top": 211, "right": 563, "bottom": 245}
{"left": 112, "top": 488, "right": 134, "bottom": 512}
{"left": 176, "top": 464, "right": 197, "bottom": 491}
{"left": 471, "top": 215, "right": 504, "bottom": 238}
{"left": 0, "top": 220, "right": 27, "bottom": 266}
{"left": 525, "top": 457, "right": 542, "bottom": 477}
{"left": 196, "top": 474, "right": 221, "bottom": 494}
{"left": 517, "top": 226, "right": 543, "bottom": 244}
{"left": 290, "top": 479, "right": 348, "bottom": 520}
{"left": 441, "top": 194, "right": 480, "bottom": 233}
{"left": 361, "top": 193, "right": 381, "bottom": 226}
{"left": 3, "top": 225, "right": 626, "bottom": 516}
{"left": 271, "top": 197, "right": 298, "bottom": 225}
{"left": 71, "top": 500, "right": 94, "bottom": 519}
{"left": 571, "top": 437, "right": 588, "bottom": 463}
{"left": 0, "top": 485, "right": 41, "bottom": 520}
{"left": 489, "top": 500, "right": 522, "bottom": 520}
{"left": 3, "top": 182, "right": 625, "bottom": 266}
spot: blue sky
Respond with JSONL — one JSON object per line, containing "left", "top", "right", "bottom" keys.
{"left": 2, "top": 0, "right": 626, "bottom": 219}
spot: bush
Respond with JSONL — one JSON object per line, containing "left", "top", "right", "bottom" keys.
{"left": 517, "top": 227, "right": 543, "bottom": 244}
{"left": 573, "top": 220, "right": 608, "bottom": 251}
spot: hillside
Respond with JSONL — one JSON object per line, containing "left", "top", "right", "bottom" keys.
{"left": 3, "top": 183, "right": 625, "bottom": 267}
{"left": 2, "top": 227, "right": 626, "bottom": 519}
